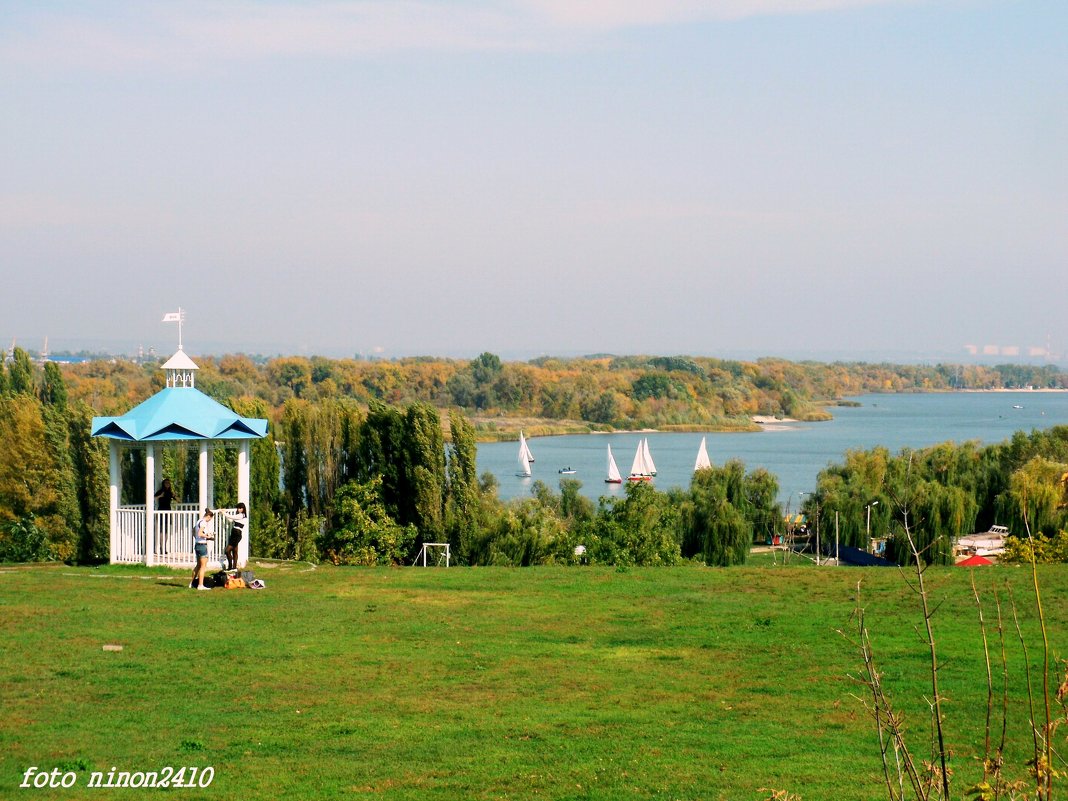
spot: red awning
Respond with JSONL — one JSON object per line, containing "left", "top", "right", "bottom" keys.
{"left": 956, "top": 554, "right": 994, "bottom": 567}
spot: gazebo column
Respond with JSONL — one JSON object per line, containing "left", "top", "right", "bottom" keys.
{"left": 237, "top": 440, "right": 251, "bottom": 568}
{"left": 108, "top": 440, "right": 121, "bottom": 564}
{"left": 198, "top": 440, "right": 209, "bottom": 512}
{"left": 206, "top": 441, "right": 215, "bottom": 508}
{"left": 152, "top": 448, "right": 163, "bottom": 505}
{"left": 144, "top": 443, "right": 156, "bottom": 566}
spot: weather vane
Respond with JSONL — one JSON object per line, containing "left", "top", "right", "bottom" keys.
{"left": 161, "top": 308, "right": 186, "bottom": 351}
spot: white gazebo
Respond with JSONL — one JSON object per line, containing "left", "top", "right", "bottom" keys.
{"left": 91, "top": 349, "right": 268, "bottom": 568}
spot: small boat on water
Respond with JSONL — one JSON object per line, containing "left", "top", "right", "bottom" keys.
{"left": 1012, "top": 405, "right": 1023, "bottom": 409}
{"left": 628, "top": 439, "right": 653, "bottom": 482}
{"left": 558, "top": 467, "right": 576, "bottom": 475}
{"left": 643, "top": 437, "right": 657, "bottom": 476}
{"left": 694, "top": 436, "right": 712, "bottom": 472}
{"left": 519, "top": 430, "right": 535, "bottom": 462}
{"left": 605, "top": 445, "right": 623, "bottom": 484}
{"left": 516, "top": 432, "right": 532, "bottom": 478}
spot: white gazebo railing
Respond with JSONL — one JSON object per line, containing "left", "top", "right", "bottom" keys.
{"left": 112, "top": 505, "right": 247, "bottom": 568}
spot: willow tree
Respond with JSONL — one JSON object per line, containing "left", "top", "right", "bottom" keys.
{"left": 999, "top": 456, "right": 1068, "bottom": 537}
{"left": 685, "top": 465, "right": 752, "bottom": 566}
{"left": 445, "top": 409, "right": 480, "bottom": 561}
{"left": 230, "top": 396, "right": 283, "bottom": 539}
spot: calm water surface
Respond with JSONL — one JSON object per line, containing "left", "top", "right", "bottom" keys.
{"left": 477, "top": 392, "right": 1068, "bottom": 503}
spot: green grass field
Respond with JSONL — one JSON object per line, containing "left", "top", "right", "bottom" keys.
{"left": 2, "top": 560, "right": 1065, "bottom": 800}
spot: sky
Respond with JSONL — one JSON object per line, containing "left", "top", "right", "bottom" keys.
{"left": 1, "top": 0, "right": 1065, "bottom": 362}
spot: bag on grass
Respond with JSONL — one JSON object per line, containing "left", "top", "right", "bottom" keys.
{"left": 224, "top": 576, "right": 246, "bottom": 590}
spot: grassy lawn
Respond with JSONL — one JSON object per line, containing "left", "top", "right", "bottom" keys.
{"left": 1, "top": 560, "right": 1065, "bottom": 800}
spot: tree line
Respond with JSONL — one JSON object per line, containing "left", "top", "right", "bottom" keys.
{"left": 4, "top": 347, "right": 1068, "bottom": 568}
{"left": 59, "top": 350, "right": 1068, "bottom": 436}
{"left": 801, "top": 427, "right": 1068, "bottom": 565}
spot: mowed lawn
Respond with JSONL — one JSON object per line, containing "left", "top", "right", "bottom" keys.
{"left": 2, "top": 560, "right": 1066, "bottom": 801}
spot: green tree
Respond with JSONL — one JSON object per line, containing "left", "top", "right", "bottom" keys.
{"left": 446, "top": 410, "right": 480, "bottom": 562}
{"left": 323, "top": 478, "right": 416, "bottom": 565}
{"left": 67, "top": 401, "right": 110, "bottom": 563}
{"left": 280, "top": 399, "right": 309, "bottom": 517}
{"left": 588, "top": 482, "right": 681, "bottom": 566}
{"left": 401, "top": 402, "right": 446, "bottom": 543}
{"left": 7, "top": 348, "right": 35, "bottom": 395}
{"left": 999, "top": 456, "right": 1068, "bottom": 537}
{"left": 684, "top": 465, "right": 752, "bottom": 566}
{"left": 39, "top": 362, "right": 80, "bottom": 560}
{"left": 356, "top": 401, "right": 406, "bottom": 521}
{"left": 0, "top": 395, "right": 72, "bottom": 560}
{"left": 229, "top": 397, "right": 283, "bottom": 536}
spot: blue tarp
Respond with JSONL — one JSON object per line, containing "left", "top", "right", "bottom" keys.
{"left": 835, "top": 545, "right": 897, "bottom": 568}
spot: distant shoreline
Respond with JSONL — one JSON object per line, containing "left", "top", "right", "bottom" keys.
{"left": 466, "top": 389, "right": 1067, "bottom": 442}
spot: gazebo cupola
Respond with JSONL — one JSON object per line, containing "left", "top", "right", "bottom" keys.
{"left": 91, "top": 321, "right": 268, "bottom": 568}
{"left": 163, "top": 349, "right": 198, "bottom": 388}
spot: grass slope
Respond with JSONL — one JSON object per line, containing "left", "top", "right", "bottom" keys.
{"left": 1, "top": 561, "right": 1064, "bottom": 800}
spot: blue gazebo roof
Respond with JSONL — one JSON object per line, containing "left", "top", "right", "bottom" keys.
{"left": 91, "top": 386, "right": 268, "bottom": 442}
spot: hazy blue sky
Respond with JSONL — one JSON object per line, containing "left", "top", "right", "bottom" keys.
{"left": 2, "top": 1, "right": 1065, "bottom": 360}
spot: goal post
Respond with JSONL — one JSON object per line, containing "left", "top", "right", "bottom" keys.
{"left": 414, "top": 542, "right": 450, "bottom": 567}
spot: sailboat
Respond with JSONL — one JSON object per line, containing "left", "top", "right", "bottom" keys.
{"left": 628, "top": 440, "right": 652, "bottom": 482}
{"left": 694, "top": 436, "right": 712, "bottom": 472}
{"left": 605, "top": 444, "right": 623, "bottom": 484}
{"left": 642, "top": 438, "right": 657, "bottom": 476}
{"left": 519, "top": 430, "right": 535, "bottom": 463}
{"left": 515, "top": 432, "right": 532, "bottom": 478}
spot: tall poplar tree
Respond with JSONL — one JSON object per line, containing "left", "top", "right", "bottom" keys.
{"left": 39, "top": 362, "right": 80, "bottom": 557}
{"left": 402, "top": 402, "right": 445, "bottom": 541}
{"left": 446, "top": 410, "right": 480, "bottom": 560}
{"left": 68, "top": 400, "right": 110, "bottom": 562}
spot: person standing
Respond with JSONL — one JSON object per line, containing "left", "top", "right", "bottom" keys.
{"left": 190, "top": 509, "right": 215, "bottom": 590}
{"left": 154, "top": 478, "right": 174, "bottom": 510}
{"left": 225, "top": 502, "right": 247, "bottom": 571}
{"left": 154, "top": 479, "right": 174, "bottom": 553}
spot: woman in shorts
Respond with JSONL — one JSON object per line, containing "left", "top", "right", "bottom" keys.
{"left": 191, "top": 509, "right": 215, "bottom": 590}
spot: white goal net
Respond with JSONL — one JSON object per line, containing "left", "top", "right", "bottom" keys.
{"left": 414, "top": 542, "right": 451, "bottom": 567}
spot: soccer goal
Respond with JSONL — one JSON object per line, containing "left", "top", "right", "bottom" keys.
{"left": 414, "top": 542, "right": 450, "bottom": 567}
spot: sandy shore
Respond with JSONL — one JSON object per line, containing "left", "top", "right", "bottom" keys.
{"left": 750, "top": 415, "right": 802, "bottom": 432}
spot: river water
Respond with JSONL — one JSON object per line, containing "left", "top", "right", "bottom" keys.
{"left": 476, "top": 392, "right": 1068, "bottom": 504}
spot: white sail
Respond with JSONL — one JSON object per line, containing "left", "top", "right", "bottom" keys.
{"left": 516, "top": 433, "right": 532, "bottom": 477}
{"left": 643, "top": 438, "right": 657, "bottom": 476}
{"left": 629, "top": 441, "right": 646, "bottom": 476}
{"left": 518, "top": 430, "right": 535, "bottom": 462}
{"left": 606, "top": 444, "right": 623, "bottom": 483}
{"left": 694, "top": 436, "right": 711, "bottom": 472}
{"left": 628, "top": 440, "right": 652, "bottom": 480}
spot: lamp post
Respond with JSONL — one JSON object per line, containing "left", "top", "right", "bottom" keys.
{"left": 866, "top": 501, "right": 879, "bottom": 552}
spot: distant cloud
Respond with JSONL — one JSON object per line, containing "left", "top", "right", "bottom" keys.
{"left": 521, "top": 0, "right": 915, "bottom": 29}
{"left": 1, "top": 0, "right": 928, "bottom": 70}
